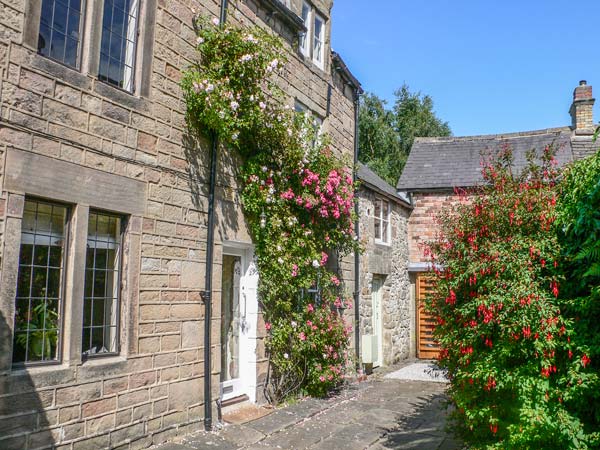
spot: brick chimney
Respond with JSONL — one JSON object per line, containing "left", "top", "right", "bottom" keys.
{"left": 570, "top": 80, "right": 595, "bottom": 135}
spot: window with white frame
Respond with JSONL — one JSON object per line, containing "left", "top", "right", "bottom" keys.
{"left": 38, "top": 0, "right": 85, "bottom": 69}
{"left": 374, "top": 198, "right": 391, "bottom": 244}
{"left": 295, "top": 100, "right": 323, "bottom": 146}
{"left": 98, "top": 0, "right": 141, "bottom": 92}
{"left": 299, "top": 1, "right": 311, "bottom": 57}
{"left": 313, "top": 12, "right": 325, "bottom": 68}
{"left": 298, "top": 2, "right": 327, "bottom": 69}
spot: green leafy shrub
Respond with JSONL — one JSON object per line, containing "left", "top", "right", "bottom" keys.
{"left": 181, "top": 17, "right": 359, "bottom": 402}
{"left": 425, "top": 145, "right": 593, "bottom": 448}
{"left": 556, "top": 149, "right": 600, "bottom": 446}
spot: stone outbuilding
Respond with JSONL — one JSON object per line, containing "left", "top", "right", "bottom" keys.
{"left": 397, "top": 80, "right": 599, "bottom": 359}
{"left": 356, "top": 164, "right": 414, "bottom": 368}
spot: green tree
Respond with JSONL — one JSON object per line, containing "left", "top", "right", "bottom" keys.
{"left": 358, "top": 93, "right": 401, "bottom": 185}
{"left": 358, "top": 84, "right": 451, "bottom": 185}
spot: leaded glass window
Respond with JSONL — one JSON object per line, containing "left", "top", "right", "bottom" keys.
{"left": 82, "top": 211, "right": 122, "bottom": 356}
{"left": 98, "top": 0, "right": 140, "bottom": 92}
{"left": 13, "top": 199, "right": 68, "bottom": 364}
{"left": 38, "top": 0, "right": 85, "bottom": 68}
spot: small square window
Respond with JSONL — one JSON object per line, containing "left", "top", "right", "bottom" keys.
{"left": 13, "top": 199, "right": 69, "bottom": 365}
{"left": 82, "top": 210, "right": 124, "bottom": 357}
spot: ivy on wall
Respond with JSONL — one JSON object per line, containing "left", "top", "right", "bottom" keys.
{"left": 181, "top": 16, "right": 360, "bottom": 401}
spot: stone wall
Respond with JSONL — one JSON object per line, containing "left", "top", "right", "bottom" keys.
{"left": 0, "top": 0, "right": 357, "bottom": 448}
{"left": 357, "top": 187, "right": 413, "bottom": 365}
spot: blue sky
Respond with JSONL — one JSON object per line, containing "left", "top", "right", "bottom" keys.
{"left": 331, "top": 1, "right": 600, "bottom": 136}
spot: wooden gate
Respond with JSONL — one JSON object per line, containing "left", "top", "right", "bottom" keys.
{"left": 416, "top": 273, "right": 440, "bottom": 359}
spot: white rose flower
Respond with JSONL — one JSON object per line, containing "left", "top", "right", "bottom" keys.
{"left": 312, "top": 260, "right": 320, "bottom": 268}
{"left": 212, "top": 17, "right": 220, "bottom": 26}
{"left": 284, "top": 353, "right": 289, "bottom": 359}
{"left": 196, "top": 36, "right": 204, "bottom": 44}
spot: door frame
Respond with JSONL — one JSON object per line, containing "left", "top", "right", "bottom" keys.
{"left": 220, "top": 243, "right": 259, "bottom": 402}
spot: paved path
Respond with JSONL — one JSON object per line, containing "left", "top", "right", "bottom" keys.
{"left": 154, "top": 370, "right": 461, "bottom": 450}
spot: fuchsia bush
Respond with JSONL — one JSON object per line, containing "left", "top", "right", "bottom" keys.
{"left": 425, "top": 145, "right": 595, "bottom": 448}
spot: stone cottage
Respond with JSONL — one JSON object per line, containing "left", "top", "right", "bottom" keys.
{"left": 356, "top": 164, "right": 414, "bottom": 368}
{"left": 397, "top": 80, "right": 599, "bottom": 359}
{"left": 0, "top": 0, "right": 361, "bottom": 448}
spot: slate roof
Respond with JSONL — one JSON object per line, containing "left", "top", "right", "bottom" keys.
{"left": 396, "top": 127, "right": 576, "bottom": 191}
{"left": 357, "top": 163, "right": 411, "bottom": 207}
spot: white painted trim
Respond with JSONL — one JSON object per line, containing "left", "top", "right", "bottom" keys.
{"left": 220, "top": 243, "right": 258, "bottom": 403}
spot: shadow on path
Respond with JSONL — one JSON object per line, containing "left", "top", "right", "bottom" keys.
{"left": 375, "top": 388, "right": 460, "bottom": 450}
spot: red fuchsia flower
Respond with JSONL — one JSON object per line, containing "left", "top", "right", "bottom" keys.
{"left": 490, "top": 424, "right": 498, "bottom": 435}
{"left": 299, "top": 332, "right": 306, "bottom": 341}
{"left": 541, "top": 259, "right": 546, "bottom": 268}
{"left": 550, "top": 280, "right": 559, "bottom": 298}
{"left": 522, "top": 326, "right": 531, "bottom": 339}
{"left": 446, "top": 290, "right": 456, "bottom": 305}
{"left": 582, "top": 354, "right": 591, "bottom": 368}
{"left": 541, "top": 367, "right": 551, "bottom": 378}
{"left": 265, "top": 322, "right": 271, "bottom": 330}
{"left": 568, "top": 350, "right": 573, "bottom": 359}
{"left": 485, "top": 376, "right": 496, "bottom": 391}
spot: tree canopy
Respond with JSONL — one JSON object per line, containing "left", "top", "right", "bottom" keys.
{"left": 358, "top": 84, "right": 451, "bottom": 185}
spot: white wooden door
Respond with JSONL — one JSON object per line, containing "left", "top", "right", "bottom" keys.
{"left": 372, "top": 276, "right": 384, "bottom": 367}
{"left": 220, "top": 245, "right": 259, "bottom": 402}
{"left": 220, "top": 253, "right": 243, "bottom": 400}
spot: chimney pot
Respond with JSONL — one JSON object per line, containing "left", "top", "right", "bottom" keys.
{"left": 570, "top": 80, "right": 595, "bottom": 135}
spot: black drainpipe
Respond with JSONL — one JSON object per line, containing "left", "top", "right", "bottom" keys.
{"left": 353, "top": 89, "right": 361, "bottom": 371}
{"left": 203, "top": 0, "right": 228, "bottom": 431}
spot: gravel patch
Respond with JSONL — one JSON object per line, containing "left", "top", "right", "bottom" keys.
{"left": 384, "top": 362, "right": 448, "bottom": 383}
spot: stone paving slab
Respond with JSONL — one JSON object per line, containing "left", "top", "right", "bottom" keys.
{"left": 152, "top": 367, "right": 461, "bottom": 450}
